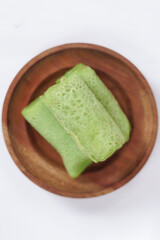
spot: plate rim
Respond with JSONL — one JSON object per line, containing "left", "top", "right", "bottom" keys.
{"left": 2, "top": 43, "right": 158, "bottom": 198}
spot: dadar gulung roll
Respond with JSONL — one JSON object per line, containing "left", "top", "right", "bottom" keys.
{"left": 22, "top": 64, "right": 131, "bottom": 178}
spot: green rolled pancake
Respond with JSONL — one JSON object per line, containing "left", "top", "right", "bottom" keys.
{"left": 43, "top": 72, "right": 125, "bottom": 163}
{"left": 22, "top": 97, "right": 92, "bottom": 178}
{"left": 57, "top": 63, "right": 131, "bottom": 141}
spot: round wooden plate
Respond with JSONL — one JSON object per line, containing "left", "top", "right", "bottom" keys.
{"left": 2, "top": 43, "right": 158, "bottom": 198}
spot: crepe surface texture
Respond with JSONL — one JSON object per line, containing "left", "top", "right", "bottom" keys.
{"left": 22, "top": 64, "right": 131, "bottom": 178}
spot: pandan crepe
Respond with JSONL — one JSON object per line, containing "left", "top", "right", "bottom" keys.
{"left": 22, "top": 64, "right": 131, "bottom": 177}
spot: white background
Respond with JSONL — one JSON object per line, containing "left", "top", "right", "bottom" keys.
{"left": 0, "top": 0, "right": 160, "bottom": 239}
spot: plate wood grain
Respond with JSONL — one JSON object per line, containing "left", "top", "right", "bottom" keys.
{"left": 2, "top": 43, "right": 158, "bottom": 198}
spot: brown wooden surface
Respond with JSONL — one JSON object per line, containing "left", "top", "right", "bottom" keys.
{"left": 2, "top": 43, "right": 158, "bottom": 198}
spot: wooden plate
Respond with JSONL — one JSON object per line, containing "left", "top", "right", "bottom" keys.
{"left": 2, "top": 43, "right": 158, "bottom": 198}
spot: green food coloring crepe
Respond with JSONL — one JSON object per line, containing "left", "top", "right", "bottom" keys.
{"left": 22, "top": 64, "right": 131, "bottom": 177}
